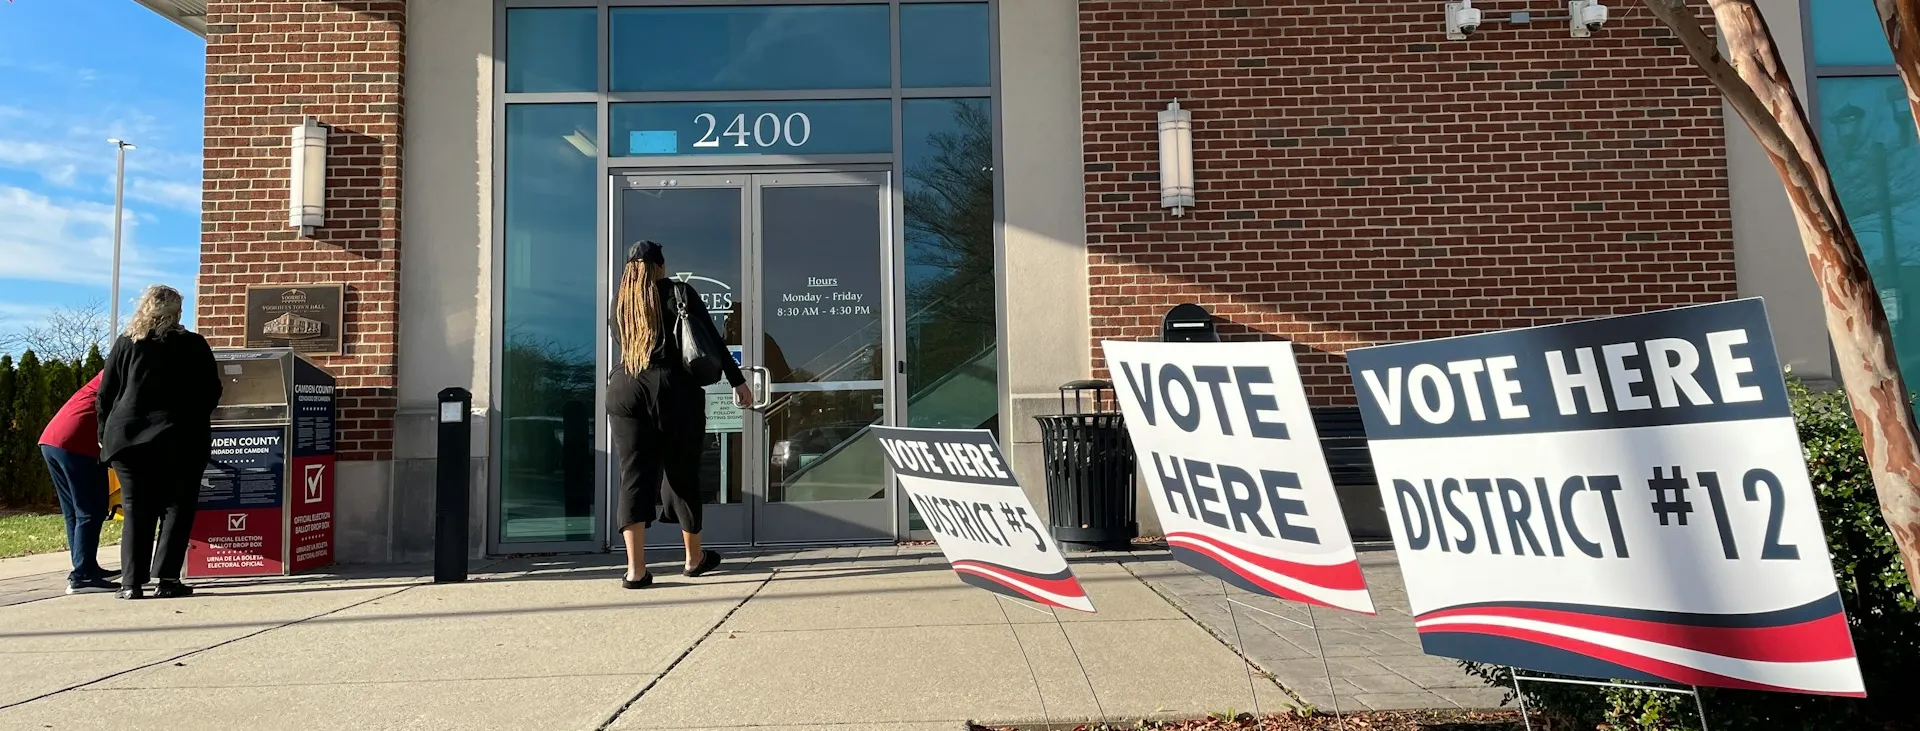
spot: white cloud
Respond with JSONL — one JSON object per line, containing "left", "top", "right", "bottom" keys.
{"left": 128, "top": 178, "right": 201, "bottom": 212}
{"left": 0, "top": 302, "right": 51, "bottom": 320}
{"left": 45, "top": 163, "right": 79, "bottom": 187}
{"left": 0, "top": 104, "right": 203, "bottom": 212}
{"left": 0, "top": 139, "right": 83, "bottom": 178}
{"left": 0, "top": 185, "right": 183, "bottom": 287}
{"left": 0, "top": 58, "right": 101, "bottom": 86}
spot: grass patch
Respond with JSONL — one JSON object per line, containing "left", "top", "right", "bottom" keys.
{"left": 0, "top": 511, "right": 123, "bottom": 560}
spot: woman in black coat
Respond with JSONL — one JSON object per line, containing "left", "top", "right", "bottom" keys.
{"left": 609, "top": 241, "right": 752, "bottom": 589}
{"left": 96, "top": 284, "right": 223, "bottom": 600}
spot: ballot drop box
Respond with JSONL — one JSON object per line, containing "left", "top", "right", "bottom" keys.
{"left": 186, "top": 348, "right": 338, "bottom": 578}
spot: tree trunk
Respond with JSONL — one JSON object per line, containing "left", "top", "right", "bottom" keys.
{"left": 1641, "top": 0, "right": 1920, "bottom": 592}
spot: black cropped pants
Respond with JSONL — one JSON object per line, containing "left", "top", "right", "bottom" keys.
{"left": 610, "top": 367, "right": 707, "bottom": 534}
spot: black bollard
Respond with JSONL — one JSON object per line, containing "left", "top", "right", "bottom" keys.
{"left": 435, "top": 387, "right": 472, "bottom": 584}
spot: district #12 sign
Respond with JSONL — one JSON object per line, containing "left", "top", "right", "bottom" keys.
{"left": 1103, "top": 340, "right": 1378, "bottom": 616}
{"left": 1345, "top": 298, "right": 1865, "bottom": 698}
{"left": 873, "top": 427, "right": 1096, "bottom": 614}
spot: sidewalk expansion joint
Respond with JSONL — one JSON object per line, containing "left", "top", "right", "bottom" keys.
{"left": 1113, "top": 559, "right": 1310, "bottom": 710}
{"left": 591, "top": 569, "right": 776, "bottom": 731}
{"left": 0, "top": 577, "right": 429, "bottom": 711}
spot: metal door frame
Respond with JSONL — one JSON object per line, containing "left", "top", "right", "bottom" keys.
{"left": 489, "top": 0, "right": 1002, "bottom": 554}
{"left": 748, "top": 170, "right": 899, "bottom": 545}
{"left": 609, "top": 171, "right": 760, "bottom": 548}
{"left": 606, "top": 166, "right": 901, "bottom": 548}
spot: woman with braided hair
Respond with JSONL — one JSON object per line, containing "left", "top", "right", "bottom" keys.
{"left": 608, "top": 241, "right": 753, "bottom": 588}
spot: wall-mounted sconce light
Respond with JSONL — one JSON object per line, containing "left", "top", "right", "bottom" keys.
{"left": 290, "top": 116, "right": 329, "bottom": 237}
{"left": 1158, "top": 101, "right": 1195, "bottom": 217}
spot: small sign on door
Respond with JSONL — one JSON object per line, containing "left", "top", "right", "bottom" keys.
{"left": 706, "top": 390, "right": 743, "bottom": 433}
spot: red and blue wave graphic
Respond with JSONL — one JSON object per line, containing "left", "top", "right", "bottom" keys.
{"left": 1414, "top": 594, "right": 1865, "bottom": 697}
{"left": 1165, "top": 531, "right": 1376, "bottom": 615}
{"left": 950, "top": 559, "right": 1097, "bottom": 614}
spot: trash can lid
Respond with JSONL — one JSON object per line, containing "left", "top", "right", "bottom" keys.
{"left": 1060, "top": 379, "right": 1112, "bottom": 391}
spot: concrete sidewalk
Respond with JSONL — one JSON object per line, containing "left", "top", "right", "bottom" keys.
{"left": 0, "top": 546, "right": 1500, "bottom": 730}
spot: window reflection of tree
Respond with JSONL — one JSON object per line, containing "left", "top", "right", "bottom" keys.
{"left": 500, "top": 326, "right": 596, "bottom": 533}
{"left": 904, "top": 99, "right": 995, "bottom": 408}
{"left": 501, "top": 328, "right": 593, "bottom": 475}
{"left": 1826, "top": 80, "right": 1920, "bottom": 382}
{"left": 1827, "top": 89, "right": 1919, "bottom": 267}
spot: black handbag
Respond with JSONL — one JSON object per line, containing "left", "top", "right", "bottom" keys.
{"left": 672, "top": 284, "right": 727, "bottom": 387}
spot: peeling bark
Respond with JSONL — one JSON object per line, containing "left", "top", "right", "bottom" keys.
{"left": 1641, "top": 0, "right": 1920, "bottom": 593}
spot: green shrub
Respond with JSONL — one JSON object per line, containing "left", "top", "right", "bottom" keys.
{"left": 0, "top": 355, "right": 14, "bottom": 504}
{"left": 0, "top": 350, "right": 105, "bottom": 508}
{"left": 7, "top": 351, "right": 51, "bottom": 505}
{"left": 1460, "top": 377, "right": 1919, "bottom": 731}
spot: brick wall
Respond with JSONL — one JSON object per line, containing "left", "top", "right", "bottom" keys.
{"left": 1082, "top": 0, "right": 1737, "bottom": 402}
{"left": 200, "top": 1, "right": 405, "bottom": 461}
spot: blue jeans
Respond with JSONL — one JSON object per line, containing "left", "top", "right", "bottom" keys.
{"left": 41, "top": 445, "right": 110, "bottom": 582}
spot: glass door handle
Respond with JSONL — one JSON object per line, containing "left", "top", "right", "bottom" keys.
{"left": 746, "top": 366, "right": 772, "bottom": 409}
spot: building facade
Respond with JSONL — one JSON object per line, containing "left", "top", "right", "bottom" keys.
{"left": 131, "top": 0, "right": 1907, "bottom": 562}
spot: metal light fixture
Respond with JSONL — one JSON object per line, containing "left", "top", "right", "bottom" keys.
{"left": 1158, "top": 101, "right": 1195, "bottom": 217}
{"left": 290, "top": 117, "right": 329, "bottom": 237}
{"left": 562, "top": 128, "right": 598, "bottom": 157}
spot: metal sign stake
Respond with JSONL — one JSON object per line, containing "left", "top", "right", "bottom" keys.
{"left": 1508, "top": 670, "right": 1712, "bottom": 731}
{"left": 1306, "top": 604, "right": 1344, "bottom": 727}
{"left": 1692, "top": 686, "right": 1711, "bottom": 731}
{"left": 1511, "top": 668, "right": 1534, "bottom": 731}
{"left": 1046, "top": 603, "right": 1108, "bottom": 728}
{"left": 1217, "top": 577, "right": 1264, "bottom": 721}
{"left": 993, "top": 595, "right": 1051, "bottom": 730}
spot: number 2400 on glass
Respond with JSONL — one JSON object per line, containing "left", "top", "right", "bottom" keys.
{"left": 694, "top": 112, "right": 813, "bottom": 149}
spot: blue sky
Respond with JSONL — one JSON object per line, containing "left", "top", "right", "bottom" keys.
{"left": 0, "top": 0, "right": 203, "bottom": 347}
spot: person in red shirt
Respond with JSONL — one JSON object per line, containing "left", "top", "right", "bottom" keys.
{"left": 40, "top": 372, "right": 121, "bottom": 594}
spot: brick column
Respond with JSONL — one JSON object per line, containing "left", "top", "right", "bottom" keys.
{"left": 1080, "top": 0, "right": 1737, "bottom": 403}
{"left": 201, "top": 1, "right": 405, "bottom": 461}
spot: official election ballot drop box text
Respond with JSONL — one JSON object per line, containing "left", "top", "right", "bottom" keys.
{"left": 187, "top": 348, "right": 338, "bottom": 579}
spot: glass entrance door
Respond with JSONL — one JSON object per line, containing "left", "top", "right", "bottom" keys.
{"left": 611, "top": 171, "right": 897, "bottom": 547}
{"left": 614, "top": 175, "right": 755, "bottom": 548}
{"left": 752, "top": 173, "right": 894, "bottom": 544}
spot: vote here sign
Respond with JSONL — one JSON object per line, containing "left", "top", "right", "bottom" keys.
{"left": 1103, "top": 340, "right": 1377, "bottom": 616}
{"left": 875, "top": 427, "right": 1096, "bottom": 613}
{"left": 1346, "top": 299, "right": 1864, "bottom": 697}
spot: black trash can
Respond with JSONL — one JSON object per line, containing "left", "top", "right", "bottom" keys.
{"left": 1034, "top": 380, "right": 1139, "bottom": 552}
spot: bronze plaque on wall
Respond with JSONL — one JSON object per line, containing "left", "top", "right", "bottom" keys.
{"left": 244, "top": 285, "right": 344, "bottom": 356}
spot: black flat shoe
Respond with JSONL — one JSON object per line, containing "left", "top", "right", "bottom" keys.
{"left": 67, "top": 577, "right": 119, "bottom": 595}
{"left": 117, "top": 586, "right": 144, "bottom": 600}
{"left": 153, "top": 581, "right": 194, "bottom": 599}
{"left": 621, "top": 571, "right": 653, "bottom": 590}
{"left": 683, "top": 550, "right": 723, "bottom": 577}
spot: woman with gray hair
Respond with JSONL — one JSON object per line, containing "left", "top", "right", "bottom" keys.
{"left": 96, "top": 285, "right": 222, "bottom": 600}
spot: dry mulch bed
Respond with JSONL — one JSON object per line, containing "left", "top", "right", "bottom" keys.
{"left": 973, "top": 710, "right": 1536, "bottom": 731}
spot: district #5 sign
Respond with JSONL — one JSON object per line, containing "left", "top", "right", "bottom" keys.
{"left": 1103, "top": 340, "right": 1378, "bottom": 616}
{"left": 1345, "top": 298, "right": 1865, "bottom": 698}
{"left": 874, "top": 427, "right": 1096, "bottom": 613}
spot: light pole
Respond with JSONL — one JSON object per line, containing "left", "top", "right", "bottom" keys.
{"left": 107, "top": 138, "right": 134, "bottom": 338}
